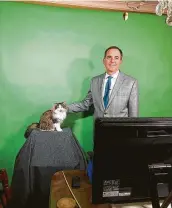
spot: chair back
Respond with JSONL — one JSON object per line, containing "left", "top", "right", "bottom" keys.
{"left": 0, "top": 169, "right": 11, "bottom": 208}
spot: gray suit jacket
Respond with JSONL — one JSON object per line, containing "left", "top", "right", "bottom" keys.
{"left": 68, "top": 71, "right": 139, "bottom": 118}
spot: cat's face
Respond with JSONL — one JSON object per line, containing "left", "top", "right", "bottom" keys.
{"left": 52, "top": 102, "right": 67, "bottom": 122}
{"left": 53, "top": 102, "right": 68, "bottom": 114}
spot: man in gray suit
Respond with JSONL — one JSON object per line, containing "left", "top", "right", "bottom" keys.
{"left": 68, "top": 46, "right": 139, "bottom": 118}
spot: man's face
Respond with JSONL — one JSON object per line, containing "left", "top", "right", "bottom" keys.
{"left": 103, "top": 48, "right": 122, "bottom": 75}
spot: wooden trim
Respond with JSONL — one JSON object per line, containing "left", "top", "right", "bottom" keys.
{"left": 17, "top": 1, "right": 166, "bottom": 14}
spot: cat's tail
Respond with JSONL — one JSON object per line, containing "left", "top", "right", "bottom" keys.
{"left": 24, "top": 122, "right": 39, "bottom": 139}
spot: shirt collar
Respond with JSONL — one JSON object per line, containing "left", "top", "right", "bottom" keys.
{"left": 105, "top": 70, "right": 119, "bottom": 79}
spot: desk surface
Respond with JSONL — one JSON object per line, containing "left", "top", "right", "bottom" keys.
{"left": 49, "top": 170, "right": 110, "bottom": 208}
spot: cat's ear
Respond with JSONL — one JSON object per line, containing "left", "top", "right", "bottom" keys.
{"left": 62, "top": 101, "right": 66, "bottom": 105}
{"left": 51, "top": 103, "right": 56, "bottom": 111}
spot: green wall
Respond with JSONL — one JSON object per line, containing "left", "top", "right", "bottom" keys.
{"left": 0, "top": 2, "right": 172, "bottom": 181}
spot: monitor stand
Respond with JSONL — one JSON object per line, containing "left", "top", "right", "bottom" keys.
{"left": 161, "top": 191, "right": 172, "bottom": 208}
{"left": 149, "top": 164, "right": 172, "bottom": 208}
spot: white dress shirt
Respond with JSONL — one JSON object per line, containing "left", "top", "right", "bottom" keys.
{"left": 102, "top": 70, "right": 119, "bottom": 98}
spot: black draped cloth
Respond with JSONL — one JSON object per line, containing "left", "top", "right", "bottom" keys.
{"left": 10, "top": 128, "right": 87, "bottom": 208}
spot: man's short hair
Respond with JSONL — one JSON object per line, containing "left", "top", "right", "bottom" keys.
{"left": 104, "top": 46, "right": 123, "bottom": 59}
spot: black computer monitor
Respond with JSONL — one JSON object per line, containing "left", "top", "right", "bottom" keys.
{"left": 92, "top": 117, "right": 172, "bottom": 205}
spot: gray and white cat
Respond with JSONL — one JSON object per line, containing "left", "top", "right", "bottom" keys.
{"left": 25, "top": 102, "right": 68, "bottom": 135}
{"left": 39, "top": 102, "right": 68, "bottom": 132}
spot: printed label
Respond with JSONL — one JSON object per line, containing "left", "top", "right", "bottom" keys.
{"left": 102, "top": 179, "right": 131, "bottom": 198}
{"left": 103, "top": 179, "right": 120, "bottom": 198}
{"left": 103, "top": 191, "right": 119, "bottom": 197}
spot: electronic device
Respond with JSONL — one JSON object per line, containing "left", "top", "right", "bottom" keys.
{"left": 92, "top": 117, "right": 172, "bottom": 207}
{"left": 72, "top": 176, "right": 80, "bottom": 189}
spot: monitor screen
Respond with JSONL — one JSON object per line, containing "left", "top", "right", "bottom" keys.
{"left": 92, "top": 117, "right": 172, "bottom": 205}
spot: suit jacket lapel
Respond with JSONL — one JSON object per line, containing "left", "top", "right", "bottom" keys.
{"left": 106, "top": 71, "right": 125, "bottom": 109}
{"left": 98, "top": 73, "right": 105, "bottom": 109}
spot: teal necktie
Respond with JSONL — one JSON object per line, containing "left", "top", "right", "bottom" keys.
{"left": 103, "top": 76, "right": 112, "bottom": 109}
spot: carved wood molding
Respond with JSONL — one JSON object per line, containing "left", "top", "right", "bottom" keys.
{"left": 18, "top": 0, "right": 166, "bottom": 14}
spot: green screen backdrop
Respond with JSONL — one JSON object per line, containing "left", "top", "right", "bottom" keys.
{"left": 0, "top": 2, "right": 172, "bottom": 181}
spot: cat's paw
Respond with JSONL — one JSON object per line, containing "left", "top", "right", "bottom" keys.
{"left": 56, "top": 128, "right": 63, "bottom": 132}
